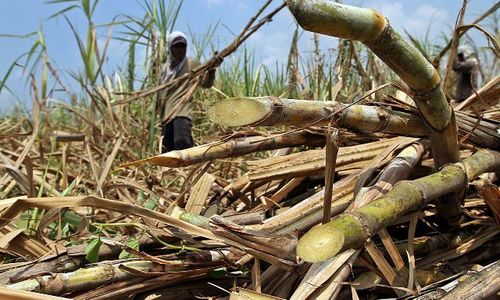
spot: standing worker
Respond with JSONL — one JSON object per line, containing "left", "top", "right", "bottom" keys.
{"left": 159, "top": 31, "right": 220, "bottom": 153}
{"left": 452, "top": 45, "right": 478, "bottom": 102}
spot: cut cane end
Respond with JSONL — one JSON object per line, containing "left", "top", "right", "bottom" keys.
{"left": 208, "top": 97, "right": 270, "bottom": 127}
{"left": 297, "top": 224, "right": 345, "bottom": 262}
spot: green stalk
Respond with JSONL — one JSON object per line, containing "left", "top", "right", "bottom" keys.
{"left": 6, "top": 260, "right": 154, "bottom": 295}
{"left": 209, "top": 97, "right": 425, "bottom": 135}
{"left": 208, "top": 97, "right": 500, "bottom": 150}
{"left": 297, "top": 150, "right": 500, "bottom": 262}
{"left": 285, "top": 0, "right": 461, "bottom": 226}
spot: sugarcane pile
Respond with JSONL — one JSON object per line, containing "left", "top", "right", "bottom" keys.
{"left": 1, "top": 1, "right": 500, "bottom": 299}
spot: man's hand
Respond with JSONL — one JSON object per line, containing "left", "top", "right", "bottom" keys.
{"left": 212, "top": 51, "right": 224, "bottom": 68}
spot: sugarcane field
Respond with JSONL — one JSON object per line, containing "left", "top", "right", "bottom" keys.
{"left": 1, "top": 0, "right": 500, "bottom": 299}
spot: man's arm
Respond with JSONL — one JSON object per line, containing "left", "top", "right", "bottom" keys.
{"left": 201, "top": 68, "right": 216, "bottom": 88}
{"left": 200, "top": 53, "right": 223, "bottom": 88}
{"left": 453, "top": 58, "right": 477, "bottom": 72}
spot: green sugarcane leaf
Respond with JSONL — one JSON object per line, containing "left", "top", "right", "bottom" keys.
{"left": 119, "top": 237, "right": 140, "bottom": 259}
{"left": 85, "top": 237, "right": 102, "bottom": 263}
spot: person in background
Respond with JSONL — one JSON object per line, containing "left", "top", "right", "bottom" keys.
{"left": 452, "top": 45, "right": 478, "bottom": 102}
{"left": 158, "top": 31, "right": 219, "bottom": 153}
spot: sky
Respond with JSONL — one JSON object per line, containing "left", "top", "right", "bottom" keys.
{"left": 0, "top": 0, "right": 497, "bottom": 113}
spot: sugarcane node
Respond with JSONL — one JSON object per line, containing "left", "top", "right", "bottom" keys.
{"left": 412, "top": 85, "right": 453, "bottom": 132}
{"left": 266, "top": 96, "right": 285, "bottom": 124}
{"left": 42, "top": 275, "right": 65, "bottom": 295}
{"left": 374, "top": 108, "right": 391, "bottom": 132}
{"left": 286, "top": 0, "right": 387, "bottom": 42}
{"left": 296, "top": 224, "right": 344, "bottom": 262}
{"left": 395, "top": 180, "right": 427, "bottom": 208}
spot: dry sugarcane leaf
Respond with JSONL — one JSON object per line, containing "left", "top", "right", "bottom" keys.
{"left": 455, "top": 74, "right": 500, "bottom": 112}
{"left": 229, "top": 287, "right": 286, "bottom": 300}
{"left": 247, "top": 138, "right": 397, "bottom": 182}
{"left": 255, "top": 171, "right": 358, "bottom": 234}
{"left": 0, "top": 228, "right": 24, "bottom": 248}
{"left": 439, "top": 261, "right": 500, "bottom": 300}
{"left": 417, "top": 225, "right": 500, "bottom": 268}
{"left": 0, "top": 225, "right": 52, "bottom": 260}
{"left": 76, "top": 268, "right": 211, "bottom": 300}
{"left": 0, "top": 161, "right": 31, "bottom": 195}
{"left": 479, "top": 184, "right": 500, "bottom": 224}
{"left": 365, "top": 240, "right": 407, "bottom": 297}
{"left": 0, "top": 286, "right": 69, "bottom": 300}
{"left": 290, "top": 249, "right": 357, "bottom": 300}
{"left": 261, "top": 264, "right": 301, "bottom": 298}
{"left": 209, "top": 215, "right": 298, "bottom": 269}
{"left": 0, "top": 196, "right": 219, "bottom": 241}
{"left": 322, "top": 128, "right": 339, "bottom": 224}
{"left": 0, "top": 196, "right": 295, "bottom": 270}
{"left": 97, "top": 136, "right": 123, "bottom": 192}
{"left": 185, "top": 173, "right": 215, "bottom": 215}
{"left": 135, "top": 278, "right": 250, "bottom": 300}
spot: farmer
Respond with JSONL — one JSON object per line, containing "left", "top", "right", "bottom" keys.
{"left": 158, "top": 31, "right": 220, "bottom": 153}
{"left": 452, "top": 45, "right": 478, "bottom": 102}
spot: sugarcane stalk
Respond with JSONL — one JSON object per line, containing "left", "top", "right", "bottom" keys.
{"left": 299, "top": 142, "right": 426, "bottom": 298}
{"left": 209, "top": 97, "right": 425, "bottom": 136}
{"left": 297, "top": 149, "right": 500, "bottom": 262}
{"left": 5, "top": 260, "right": 154, "bottom": 295}
{"left": 0, "top": 256, "right": 84, "bottom": 285}
{"left": 285, "top": 0, "right": 455, "bottom": 133}
{"left": 208, "top": 97, "right": 499, "bottom": 150}
{"left": 120, "top": 130, "right": 324, "bottom": 168}
{"left": 350, "top": 141, "right": 427, "bottom": 210}
{"left": 245, "top": 137, "right": 406, "bottom": 184}
{"left": 286, "top": 0, "right": 465, "bottom": 228}
{"left": 254, "top": 172, "right": 357, "bottom": 234}
{"left": 255, "top": 138, "right": 417, "bottom": 235}
{"left": 440, "top": 261, "right": 500, "bottom": 300}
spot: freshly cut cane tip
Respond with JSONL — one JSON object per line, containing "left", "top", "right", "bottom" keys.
{"left": 297, "top": 225, "right": 345, "bottom": 262}
{"left": 149, "top": 153, "right": 182, "bottom": 167}
{"left": 208, "top": 97, "right": 270, "bottom": 127}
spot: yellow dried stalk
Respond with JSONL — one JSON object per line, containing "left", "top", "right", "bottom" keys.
{"left": 120, "top": 130, "right": 324, "bottom": 168}
{"left": 246, "top": 137, "right": 405, "bottom": 184}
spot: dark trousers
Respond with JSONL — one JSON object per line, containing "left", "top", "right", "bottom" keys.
{"left": 161, "top": 117, "right": 194, "bottom": 153}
